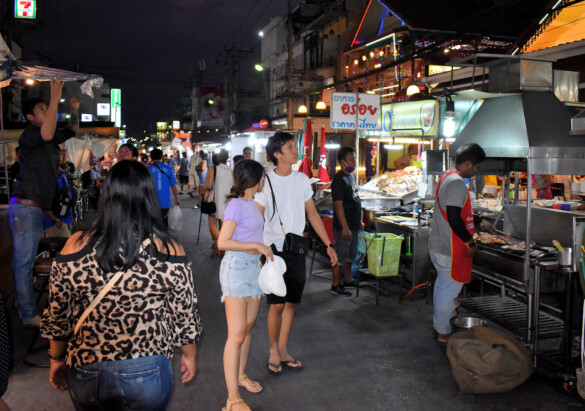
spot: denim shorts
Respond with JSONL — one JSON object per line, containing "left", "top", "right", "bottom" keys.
{"left": 67, "top": 354, "right": 172, "bottom": 411}
{"left": 333, "top": 229, "right": 359, "bottom": 264}
{"left": 219, "top": 251, "right": 262, "bottom": 302}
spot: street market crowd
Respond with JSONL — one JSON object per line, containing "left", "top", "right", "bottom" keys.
{"left": 1, "top": 78, "right": 500, "bottom": 411}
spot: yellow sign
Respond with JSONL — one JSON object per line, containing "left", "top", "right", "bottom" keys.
{"left": 427, "top": 65, "right": 462, "bottom": 76}
{"left": 376, "top": 100, "right": 439, "bottom": 137}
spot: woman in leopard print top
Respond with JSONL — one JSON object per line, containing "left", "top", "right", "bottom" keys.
{"left": 40, "top": 160, "right": 202, "bottom": 410}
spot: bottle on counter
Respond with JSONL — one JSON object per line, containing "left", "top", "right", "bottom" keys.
{"left": 413, "top": 199, "right": 420, "bottom": 217}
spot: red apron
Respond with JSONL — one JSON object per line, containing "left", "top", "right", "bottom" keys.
{"left": 435, "top": 170, "right": 474, "bottom": 283}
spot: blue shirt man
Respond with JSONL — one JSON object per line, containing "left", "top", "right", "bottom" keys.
{"left": 148, "top": 148, "right": 179, "bottom": 226}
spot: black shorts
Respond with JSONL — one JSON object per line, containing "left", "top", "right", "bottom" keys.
{"left": 266, "top": 250, "right": 306, "bottom": 304}
{"left": 179, "top": 175, "right": 189, "bottom": 184}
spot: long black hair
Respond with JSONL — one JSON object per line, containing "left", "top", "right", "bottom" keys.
{"left": 227, "top": 159, "right": 264, "bottom": 199}
{"left": 82, "top": 160, "right": 175, "bottom": 273}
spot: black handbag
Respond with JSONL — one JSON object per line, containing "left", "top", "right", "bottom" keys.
{"left": 284, "top": 232, "right": 309, "bottom": 255}
{"left": 201, "top": 166, "right": 217, "bottom": 215}
{"left": 265, "top": 175, "right": 309, "bottom": 255}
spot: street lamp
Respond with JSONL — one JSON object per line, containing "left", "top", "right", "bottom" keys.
{"left": 254, "top": 64, "right": 265, "bottom": 72}
{"left": 298, "top": 104, "right": 308, "bottom": 114}
{"left": 316, "top": 101, "right": 326, "bottom": 110}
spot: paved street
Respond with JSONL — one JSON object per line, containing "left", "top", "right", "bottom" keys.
{"left": 2, "top": 194, "right": 584, "bottom": 410}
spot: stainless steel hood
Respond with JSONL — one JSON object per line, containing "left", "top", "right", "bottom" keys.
{"left": 449, "top": 92, "right": 585, "bottom": 175}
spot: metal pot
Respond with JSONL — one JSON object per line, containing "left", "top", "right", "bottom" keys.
{"left": 451, "top": 317, "right": 488, "bottom": 332}
{"left": 557, "top": 248, "right": 573, "bottom": 267}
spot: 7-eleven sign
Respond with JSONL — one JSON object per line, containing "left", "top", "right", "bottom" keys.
{"left": 15, "top": 0, "right": 36, "bottom": 19}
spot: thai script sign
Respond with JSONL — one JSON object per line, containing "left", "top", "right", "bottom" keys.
{"left": 376, "top": 100, "right": 439, "bottom": 137}
{"left": 330, "top": 93, "right": 381, "bottom": 130}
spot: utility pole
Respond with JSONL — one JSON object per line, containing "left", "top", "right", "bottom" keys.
{"left": 287, "top": 0, "right": 294, "bottom": 129}
{"left": 217, "top": 46, "right": 253, "bottom": 132}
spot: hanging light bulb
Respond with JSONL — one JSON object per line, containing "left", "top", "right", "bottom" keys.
{"left": 298, "top": 104, "right": 308, "bottom": 114}
{"left": 362, "top": 55, "right": 367, "bottom": 61}
{"left": 369, "top": 51, "right": 375, "bottom": 58}
{"left": 354, "top": 59, "right": 359, "bottom": 65}
{"left": 316, "top": 101, "right": 326, "bottom": 110}
{"left": 379, "top": 50, "right": 384, "bottom": 57}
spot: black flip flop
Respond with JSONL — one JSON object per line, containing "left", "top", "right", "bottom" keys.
{"left": 267, "top": 360, "right": 282, "bottom": 376}
{"left": 281, "top": 357, "right": 303, "bottom": 370}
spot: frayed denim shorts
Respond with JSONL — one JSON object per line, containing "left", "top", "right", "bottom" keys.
{"left": 219, "top": 251, "right": 262, "bottom": 302}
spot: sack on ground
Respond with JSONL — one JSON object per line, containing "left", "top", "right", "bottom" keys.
{"left": 258, "top": 255, "right": 287, "bottom": 296}
{"left": 168, "top": 205, "right": 182, "bottom": 233}
{"left": 447, "top": 326, "right": 534, "bottom": 394}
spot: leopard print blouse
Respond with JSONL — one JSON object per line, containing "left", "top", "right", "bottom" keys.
{"left": 40, "top": 236, "right": 202, "bottom": 369}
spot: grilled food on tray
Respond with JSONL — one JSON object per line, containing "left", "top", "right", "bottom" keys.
{"left": 473, "top": 232, "right": 507, "bottom": 244}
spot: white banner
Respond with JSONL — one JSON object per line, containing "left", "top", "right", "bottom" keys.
{"left": 330, "top": 93, "right": 381, "bottom": 130}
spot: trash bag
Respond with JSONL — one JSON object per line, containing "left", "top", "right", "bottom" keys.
{"left": 447, "top": 326, "right": 534, "bottom": 394}
{"left": 168, "top": 205, "right": 182, "bottom": 233}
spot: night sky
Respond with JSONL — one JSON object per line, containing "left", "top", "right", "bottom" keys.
{"left": 16, "top": 0, "right": 287, "bottom": 132}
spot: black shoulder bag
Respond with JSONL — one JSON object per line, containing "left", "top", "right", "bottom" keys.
{"left": 265, "top": 174, "right": 309, "bottom": 255}
{"left": 201, "top": 166, "right": 217, "bottom": 215}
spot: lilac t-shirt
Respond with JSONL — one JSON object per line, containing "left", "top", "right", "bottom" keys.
{"left": 223, "top": 198, "right": 264, "bottom": 244}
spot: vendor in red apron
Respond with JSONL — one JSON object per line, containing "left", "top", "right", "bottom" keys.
{"left": 429, "top": 143, "right": 493, "bottom": 343}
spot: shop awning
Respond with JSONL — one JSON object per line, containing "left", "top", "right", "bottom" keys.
{"left": 524, "top": 2, "right": 585, "bottom": 53}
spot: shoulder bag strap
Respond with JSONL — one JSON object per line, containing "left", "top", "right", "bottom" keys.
{"left": 265, "top": 174, "right": 286, "bottom": 237}
{"left": 74, "top": 237, "right": 151, "bottom": 335}
{"left": 153, "top": 162, "right": 170, "bottom": 181}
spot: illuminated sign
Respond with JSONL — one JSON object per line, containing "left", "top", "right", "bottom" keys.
{"left": 172, "top": 121, "right": 180, "bottom": 130}
{"left": 157, "top": 122, "right": 167, "bottom": 131}
{"left": 15, "top": 0, "right": 36, "bottom": 19}
{"left": 81, "top": 114, "right": 93, "bottom": 122}
{"left": 330, "top": 93, "right": 381, "bottom": 130}
{"left": 427, "top": 65, "right": 462, "bottom": 76}
{"left": 97, "top": 103, "right": 110, "bottom": 116}
{"left": 376, "top": 100, "right": 439, "bottom": 137}
{"left": 110, "top": 89, "right": 121, "bottom": 128}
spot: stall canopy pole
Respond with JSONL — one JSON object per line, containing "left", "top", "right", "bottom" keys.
{"left": 355, "top": 91, "right": 359, "bottom": 182}
{"left": 1, "top": 91, "right": 8, "bottom": 196}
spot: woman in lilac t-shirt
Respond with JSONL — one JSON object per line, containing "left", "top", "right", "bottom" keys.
{"left": 217, "top": 160, "right": 274, "bottom": 411}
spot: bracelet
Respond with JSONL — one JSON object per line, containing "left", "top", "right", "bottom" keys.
{"left": 48, "top": 351, "right": 66, "bottom": 361}
{"left": 327, "top": 243, "right": 334, "bottom": 248}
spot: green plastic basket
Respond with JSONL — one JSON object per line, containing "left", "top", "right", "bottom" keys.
{"left": 364, "top": 233, "right": 404, "bottom": 277}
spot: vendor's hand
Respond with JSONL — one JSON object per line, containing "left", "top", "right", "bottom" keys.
{"left": 49, "top": 77, "right": 64, "bottom": 101}
{"left": 342, "top": 227, "right": 351, "bottom": 241}
{"left": 70, "top": 97, "right": 81, "bottom": 112}
{"left": 180, "top": 354, "right": 197, "bottom": 384}
{"left": 466, "top": 242, "right": 479, "bottom": 258}
{"left": 258, "top": 243, "right": 274, "bottom": 262}
{"left": 327, "top": 246, "right": 338, "bottom": 267}
{"left": 479, "top": 219, "right": 495, "bottom": 233}
{"left": 49, "top": 360, "right": 68, "bottom": 391}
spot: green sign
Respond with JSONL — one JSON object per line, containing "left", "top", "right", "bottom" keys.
{"left": 15, "top": 0, "right": 36, "bottom": 19}
{"left": 110, "top": 89, "right": 121, "bottom": 128}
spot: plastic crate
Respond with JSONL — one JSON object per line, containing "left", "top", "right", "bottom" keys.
{"left": 364, "top": 233, "right": 404, "bottom": 277}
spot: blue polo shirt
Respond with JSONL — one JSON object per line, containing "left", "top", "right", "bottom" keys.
{"left": 148, "top": 162, "right": 177, "bottom": 209}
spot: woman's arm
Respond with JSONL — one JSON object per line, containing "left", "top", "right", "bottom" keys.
{"left": 48, "top": 340, "right": 68, "bottom": 391}
{"left": 180, "top": 343, "right": 197, "bottom": 383}
{"left": 218, "top": 219, "right": 274, "bottom": 260}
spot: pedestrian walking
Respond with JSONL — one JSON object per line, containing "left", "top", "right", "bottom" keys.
{"left": 217, "top": 159, "right": 274, "bottom": 411}
{"left": 40, "top": 160, "right": 202, "bottom": 410}
{"left": 255, "top": 131, "right": 337, "bottom": 375}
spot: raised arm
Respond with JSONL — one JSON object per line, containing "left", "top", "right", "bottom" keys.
{"left": 41, "top": 77, "right": 64, "bottom": 141}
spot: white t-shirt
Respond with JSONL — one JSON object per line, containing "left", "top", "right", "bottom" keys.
{"left": 255, "top": 169, "right": 313, "bottom": 251}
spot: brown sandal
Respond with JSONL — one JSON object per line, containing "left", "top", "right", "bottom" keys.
{"left": 222, "top": 398, "right": 251, "bottom": 411}
{"left": 238, "top": 375, "right": 262, "bottom": 393}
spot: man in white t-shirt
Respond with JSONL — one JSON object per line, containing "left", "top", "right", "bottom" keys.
{"left": 256, "top": 131, "right": 338, "bottom": 374}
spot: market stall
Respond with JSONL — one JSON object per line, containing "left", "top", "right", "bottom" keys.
{"left": 448, "top": 57, "right": 585, "bottom": 388}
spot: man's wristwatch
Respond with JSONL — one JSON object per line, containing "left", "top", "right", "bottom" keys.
{"left": 327, "top": 243, "right": 334, "bottom": 248}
